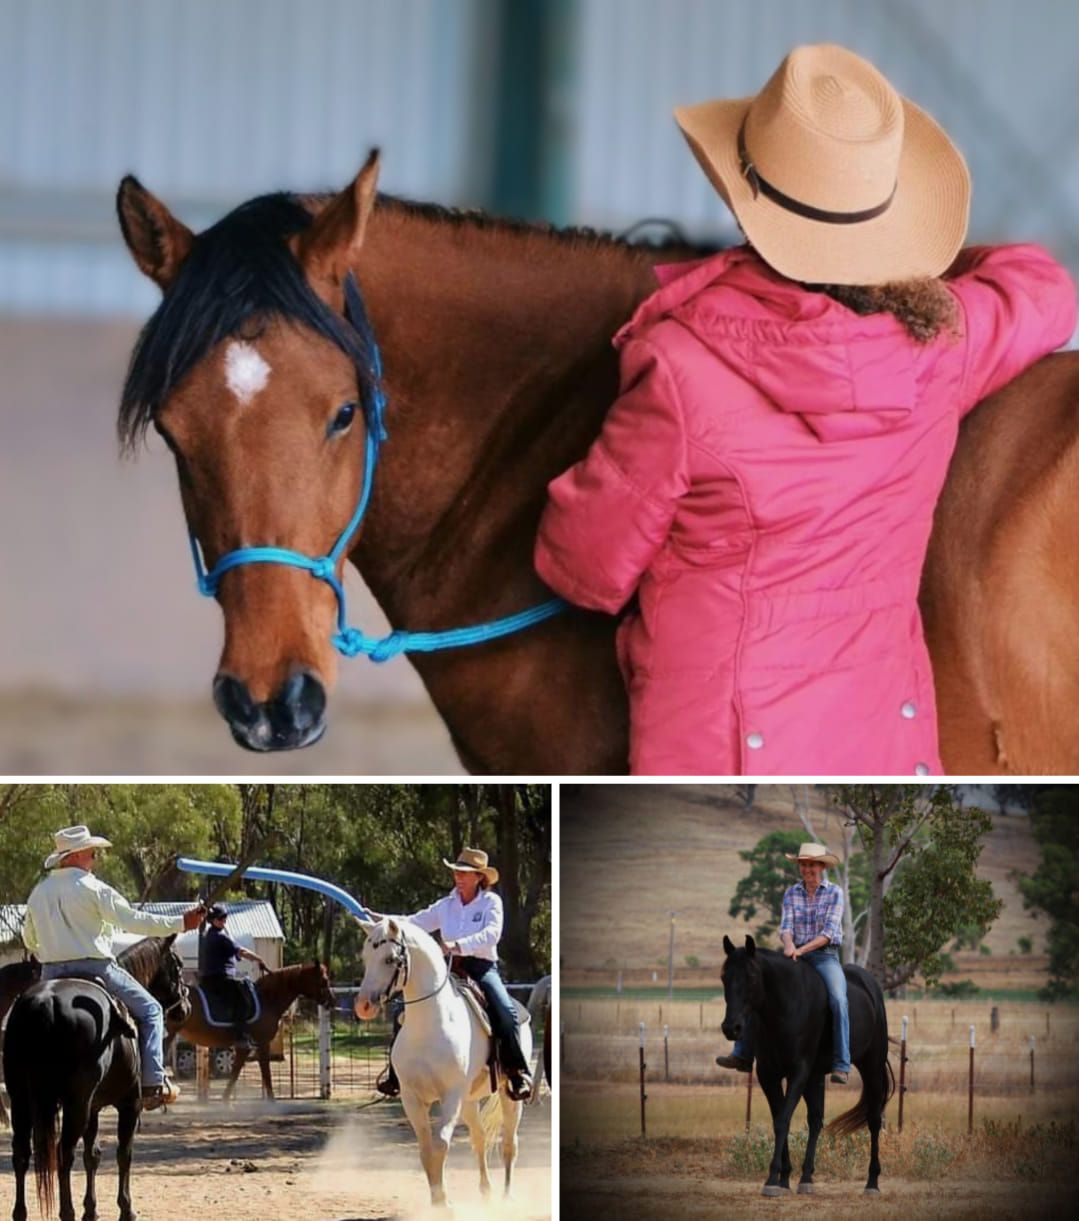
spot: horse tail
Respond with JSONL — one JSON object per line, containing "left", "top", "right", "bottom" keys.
{"left": 31, "top": 1088, "right": 60, "bottom": 1218}
{"left": 826, "top": 982, "right": 894, "bottom": 1139}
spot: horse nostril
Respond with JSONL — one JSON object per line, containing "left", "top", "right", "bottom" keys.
{"left": 276, "top": 671, "right": 326, "bottom": 730}
{"left": 213, "top": 674, "right": 259, "bottom": 728}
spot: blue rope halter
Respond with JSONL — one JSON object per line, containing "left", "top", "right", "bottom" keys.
{"left": 189, "top": 272, "right": 566, "bottom": 663}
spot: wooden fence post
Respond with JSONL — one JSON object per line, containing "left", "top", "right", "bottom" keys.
{"left": 967, "top": 1025, "right": 975, "bottom": 1135}
{"left": 745, "top": 1065, "right": 753, "bottom": 1131}
{"left": 638, "top": 1022, "right": 647, "bottom": 1137}
{"left": 1029, "top": 1035, "right": 1035, "bottom": 1093}
{"left": 663, "top": 1024, "right": 669, "bottom": 1082}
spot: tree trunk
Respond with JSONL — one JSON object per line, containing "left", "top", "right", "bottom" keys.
{"left": 867, "top": 805, "right": 887, "bottom": 983}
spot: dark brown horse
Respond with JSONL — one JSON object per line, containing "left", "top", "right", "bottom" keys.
{"left": 4, "top": 937, "right": 188, "bottom": 1221}
{"left": 175, "top": 961, "right": 332, "bottom": 1100}
{"left": 116, "top": 154, "right": 1079, "bottom": 773}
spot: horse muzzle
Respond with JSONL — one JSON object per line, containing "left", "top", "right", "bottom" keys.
{"left": 213, "top": 670, "right": 327, "bottom": 751}
{"left": 353, "top": 993, "right": 381, "bottom": 1022}
{"left": 721, "top": 1020, "right": 742, "bottom": 1041}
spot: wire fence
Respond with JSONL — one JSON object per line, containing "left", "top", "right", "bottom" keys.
{"left": 562, "top": 997, "right": 1079, "bottom": 1096}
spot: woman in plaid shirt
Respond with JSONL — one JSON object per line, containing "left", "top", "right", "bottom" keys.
{"left": 718, "top": 842, "right": 851, "bottom": 1083}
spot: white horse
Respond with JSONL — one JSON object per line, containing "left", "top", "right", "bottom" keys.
{"left": 354, "top": 917, "right": 531, "bottom": 1207}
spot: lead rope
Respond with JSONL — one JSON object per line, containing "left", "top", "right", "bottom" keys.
{"left": 189, "top": 272, "right": 566, "bottom": 661}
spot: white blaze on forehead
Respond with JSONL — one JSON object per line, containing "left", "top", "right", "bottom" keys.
{"left": 224, "top": 341, "right": 271, "bottom": 405}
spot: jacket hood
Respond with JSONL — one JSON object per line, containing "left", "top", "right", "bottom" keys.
{"left": 615, "top": 246, "right": 919, "bottom": 441}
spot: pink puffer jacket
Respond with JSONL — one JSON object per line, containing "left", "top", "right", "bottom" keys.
{"left": 535, "top": 245, "right": 1076, "bottom": 775}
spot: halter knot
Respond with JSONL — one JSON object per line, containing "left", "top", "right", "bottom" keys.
{"left": 310, "top": 556, "right": 335, "bottom": 582}
{"left": 370, "top": 631, "right": 409, "bottom": 663}
{"left": 334, "top": 627, "right": 364, "bottom": 658}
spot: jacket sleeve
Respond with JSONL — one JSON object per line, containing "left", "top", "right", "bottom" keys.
{"left": 452, "top": 893, "right": 503, "bottom": 954}
{"left": 534, "top": 337, "right": 690, "bottom": 613}
{"left": 92, "top": 880, "right": 186, "bottom": 937}
{"left": 947, "top": 244, "right": 1077, "bottom": 415}
{"left": 22, "top": 908, "right": 39, "bottom": 954}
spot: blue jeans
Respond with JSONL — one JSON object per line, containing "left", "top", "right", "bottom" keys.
{"left": 457, "top": 956, "right": 519, "bottom": 1042}
{"left": 732, "top": 948, "right": 851, "bottom": 1073}
{"left": 42, "top": 958, "right": 167, "bottom": 1087}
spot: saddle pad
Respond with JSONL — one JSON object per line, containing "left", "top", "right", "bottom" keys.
{"left": 193, "top": 982, "right": 261, "bottom": 1029}
{"left": 446, "top": 979, "right": 532, "bottom": 1037}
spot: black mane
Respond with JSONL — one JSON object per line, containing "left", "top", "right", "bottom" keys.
{"left": 118, "top": 192, "right": 374, "bottom": 449}
{"left": 116, "top": 935, "right": 170, "bottom": 985}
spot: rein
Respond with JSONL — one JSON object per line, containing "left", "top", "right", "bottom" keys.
{"left": 371, "top": 933, "right": 449, "bottom": 1007}
{"left": 188, "top": 272, "right": 567, "bottom": 662}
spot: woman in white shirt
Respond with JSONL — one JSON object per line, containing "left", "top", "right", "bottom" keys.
{"left": 372, "top": 847, "right": 533, "bottom": 1101}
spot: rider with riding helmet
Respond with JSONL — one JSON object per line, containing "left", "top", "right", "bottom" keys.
{"left": 369, "top": 847, "right": 533, "bottom": 1102}
{"left": 22, "top": 825, "right": 206, "bottom": 1110}
{"left": 198, "top": 902, "right": 270, "bottom": 1050}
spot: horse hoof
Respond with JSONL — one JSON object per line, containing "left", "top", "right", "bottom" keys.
{"left": 797, "top": 1183, "right": 814, "bottom": 1194}
{"left": 864, "top": 1188, "right": 881, "bottom": 1197}
{"left": 761, "top": 1185, "right": 790, "bottom": 1197}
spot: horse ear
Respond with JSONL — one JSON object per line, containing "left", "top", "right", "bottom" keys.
{"left": 745, "top": 935, "right": 756, "bottom": 957}
{"left": 116, "top": 175, "right": 194, "bottom": 290}
{"left": 292, "top": 149, "right": 380, "bottom": 296}
{"left": 387, "top": 917, "right": 400, "bottom": 938}
{"left": 723, "top": 935, "right": 735, "bottom": 956}
{"left": 163, "top": 933, "right": 178, "bottom": 948}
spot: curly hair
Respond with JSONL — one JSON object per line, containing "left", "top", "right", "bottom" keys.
{"left": 811, "top": 278, "right": 960, "bottom": 344}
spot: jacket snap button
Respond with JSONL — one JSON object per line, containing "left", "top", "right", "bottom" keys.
{"left": 914, "top": 762, "right": 929, "bottom": 776}
{"left": 901, "top": 702, "right": 916, "bottom": 719}
{"left": 746, "top": 732, "right": 764, "bottom": 750}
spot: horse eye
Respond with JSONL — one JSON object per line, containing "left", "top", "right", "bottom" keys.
{"left": 328, "top": 401, "right": 357, "bottom": 436}
{"left": 385, "top": 955, "right": 395, "bottom": 966}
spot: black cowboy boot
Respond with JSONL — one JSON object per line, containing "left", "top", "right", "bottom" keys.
{"left": 499, "top": 1035, "right": 533, "bottom": 1101}
{"left": 375, "top": 1061, "right": 400, "bottom": 1097}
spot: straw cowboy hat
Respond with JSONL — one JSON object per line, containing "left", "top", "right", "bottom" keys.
{"left": 443, "top": 847, "right": 499, "bottom": 886}
{"left": 674, "top": 43, "right": 970, "bottom": 285}
{"left": 45, "top": 825, "right": 113, "bottom": 870}
{"left": 785, "top": 842, "right": 840, "bottom": 869}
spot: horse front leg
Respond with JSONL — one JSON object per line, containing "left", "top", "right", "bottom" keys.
{"left": 429, "top": 1087, "right": 465, "bottom": 1207}
{"left": 760, "top": 1068, "right": 809, "bottom": 1196}
{"left": 400, "top": 1089, "right": 450, "bottom": 1208}
{"left": 115, "top": 1101, "right": 139, "bottom": 1221}
{"left": 81, "top": 1110, "right": 101, "bottom": 1221}
{"left": 798, "top": 1075, "right": 825, "bottom": 1194}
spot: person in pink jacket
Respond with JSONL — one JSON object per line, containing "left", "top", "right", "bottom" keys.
{"left": 535, "top": 43, "right": 1077, "bottom": 776}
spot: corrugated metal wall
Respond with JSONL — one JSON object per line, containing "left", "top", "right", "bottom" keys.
{"left": 0, "top": 0, "right": 495, "bottom": 314}
{"left": 571, "top": 0, "right": 1079, "bottom": 277}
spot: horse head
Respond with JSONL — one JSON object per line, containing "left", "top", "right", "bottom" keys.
{"left": 354, "top": 917, "right": 411, "bottom": 1020}
{"left": 720, "top": 934, "right": 765, "bottom": 1041}
{"left": 303, "top": 959, "right": 334, "bottom": 1008}
{"left": 119, "top": 934, "right": 190, "bottom": 1030}
{"left": 116, "top": 153, "right": 383, "bottom": 751}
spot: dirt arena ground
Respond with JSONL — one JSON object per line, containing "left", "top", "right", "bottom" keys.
{"left": 0, "top": 1096, "right": 551, "bottom": 1221}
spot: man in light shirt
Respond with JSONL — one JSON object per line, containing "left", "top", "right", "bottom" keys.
{"left": 22, "top": 825, "right": 205, "bottom": 1110}
{"left": 370, "top": 847, "right": 533, "bottom": 1101}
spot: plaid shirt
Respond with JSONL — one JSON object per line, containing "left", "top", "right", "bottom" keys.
{"left": 779, "top": 878, "right": 844, "bottom": 947}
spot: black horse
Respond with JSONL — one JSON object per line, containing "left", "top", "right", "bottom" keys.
{"left": 3, "top": 936, "right": 190, "bottom": 1221}
{"left": 720, "top": 934, "right": 893, "bottom": 1197}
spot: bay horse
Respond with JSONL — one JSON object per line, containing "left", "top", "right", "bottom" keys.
{"left": 353, "top": 917, "right": 531, "bottom": 1206}
{"left": 3, "top": 936, "right": 189, "bottom": 1221}
{"left": 115, "top": 154, "right": 1079, "bottom": 773}
{"left": 720, "top": 935, "right": 893, "bottom": 1198}
{"left": 174, "top": 960, "right": 332, "bottom": 1101}
{"left": 0, "top": 959, "right": 41, "bottom": 1129}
